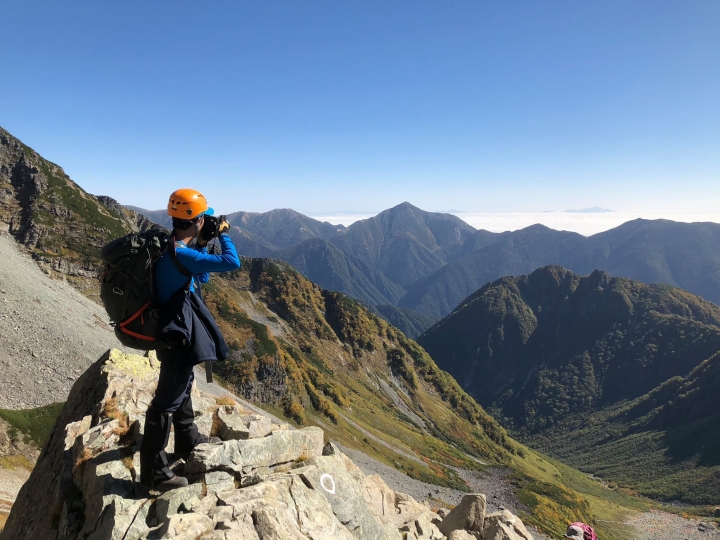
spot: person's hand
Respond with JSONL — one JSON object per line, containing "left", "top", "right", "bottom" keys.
{"left": 218, "top": 216, "right": 230, "bottom": 235}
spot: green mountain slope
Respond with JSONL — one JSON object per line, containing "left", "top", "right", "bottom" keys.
{"left": 201, "top": 260, "right": 646, "bottom": 538}
{"left": 418, "top": 265, "right": 720, "bottom": 502}
{"left": 546, "top": 350, "right": 720, "bottom": 503}
{"left": 402, "top": 220, "right": 720, "bottom": 319}
{"left": 273, "top": 238, "right": 406, "bottom": 306}
{"left": 330, "top": 202, "right": 476, "bottom": 286}
{"left": 204, "top": 259, "right": 516, "bottom": 487}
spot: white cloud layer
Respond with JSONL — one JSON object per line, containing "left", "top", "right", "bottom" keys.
{"left": 310, "top": 211, "right": 720, "bottom": 237}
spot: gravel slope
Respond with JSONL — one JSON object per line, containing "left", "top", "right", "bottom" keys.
{"left": 0, "top": 232, "right": 125, "bottom": 409}
{"left": 625, "top": 511, "right": 720, "bottom": 540}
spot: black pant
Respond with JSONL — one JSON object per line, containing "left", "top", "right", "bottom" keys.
{"left": 140, "top": 349, "right": 199, "bottom": 457}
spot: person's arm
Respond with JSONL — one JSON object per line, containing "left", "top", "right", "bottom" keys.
{"left": 178, "top": 234, "right": 241, "bottom": 275}
{"left": 192, "top": 244, "right": 210, "bottom": 284}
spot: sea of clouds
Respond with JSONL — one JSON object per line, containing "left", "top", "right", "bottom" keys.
{"left": 310, "top": 211, "right": 720, "bottom": 237}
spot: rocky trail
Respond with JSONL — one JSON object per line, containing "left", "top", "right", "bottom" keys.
{"left": 198, "top": 365, "right": 549, "bottom": 538}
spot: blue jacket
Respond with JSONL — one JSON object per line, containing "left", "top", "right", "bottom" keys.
{"left": 155, "top": 233, "right": 241, "bottom": 305}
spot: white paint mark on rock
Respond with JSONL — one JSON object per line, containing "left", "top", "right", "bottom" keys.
{"left": 320, "top": 473, "right": 336, "bottom": 495}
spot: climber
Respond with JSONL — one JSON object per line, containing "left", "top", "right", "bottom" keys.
{"left": 140, "top": 188, "right": 241, "bottom": 492}
{"left": 564, "top": 522, "right": 597, "bottom": 540}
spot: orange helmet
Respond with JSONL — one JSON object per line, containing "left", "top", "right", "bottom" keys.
{"left": 167, "top": 188, "right": 214, "bottom": 219}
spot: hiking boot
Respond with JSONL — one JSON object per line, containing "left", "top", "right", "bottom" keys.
{"left": 140, "top": 451, "right": 189, "bottom": 493}
{"left": 153, "top": 473, "right": 188, "bottom": 493}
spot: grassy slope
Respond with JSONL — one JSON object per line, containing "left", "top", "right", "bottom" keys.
{"left": 0, "top": 403, "right": 65, "bottom": 449}
{"left": 205, "top": 259, "right": 513, "bottom": 489}
{"left": 202, "top": 259, "right": 645, "bottom": 538}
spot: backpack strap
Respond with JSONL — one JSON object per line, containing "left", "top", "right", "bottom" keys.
{"left": 168, "top": 235, "right": 195, "bottom": 291}
{"left": 169, "top": 236, "right": 193, "bottom": 277}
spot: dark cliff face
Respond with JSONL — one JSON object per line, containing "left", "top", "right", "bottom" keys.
{"left": 0, "top": 127, "right": 154, "bottom": 296}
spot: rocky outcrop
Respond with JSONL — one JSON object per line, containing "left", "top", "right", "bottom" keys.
{"left": 437, "top": 495, "right": 486, "bottom": 537}
{"left": 98, "top": 195, "right": 156, "bottom": 234}
{"left": 1, "top": 349, "right": 532, "bottom": 540}
{"left": 0, "top": 127, "right": 156, "bottom": 296}
{"left": 482, "top": 510, "right": 533, "bottom": 540}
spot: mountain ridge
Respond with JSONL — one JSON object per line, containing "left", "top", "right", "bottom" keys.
{"left": 128, "top": 203, "right": 720, "bottom": 329}
{"left": 403, "top": 219, "right": 720, "bottom": 319}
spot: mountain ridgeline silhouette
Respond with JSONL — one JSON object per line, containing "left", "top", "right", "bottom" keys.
{"left": 401, "top": 220, "right": 720, "bottom": 320}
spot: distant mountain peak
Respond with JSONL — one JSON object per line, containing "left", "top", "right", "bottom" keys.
{"left": 384, "top": 201, "right": 421, "bottom": 213}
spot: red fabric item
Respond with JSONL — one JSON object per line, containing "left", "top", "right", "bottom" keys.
{"left": 569, "top": 522, "right": 597, "bottom": 540}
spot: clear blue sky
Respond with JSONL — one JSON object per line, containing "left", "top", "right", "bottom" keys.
{"left": 1, "top": 1, "right": 719, "bottom": 215}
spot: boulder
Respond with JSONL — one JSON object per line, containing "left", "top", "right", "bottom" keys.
{"left": 149, "top": 512, "right": 214, "bottom": 539}
{"left": 185, "top": 426, "right": 324, "bottom": 475}
{"left": 216, "top": 406, "right": 279, "bottom": 441}
{"left": 245, "top": 414, "right": 274, "bottom": 438}
{"left": 438, "top": 494, "right": 487, "bottom": 536}
{"left": 483, "top": 510, "right": 532, "bottom": 540}
{"left": 363, "top": 474, "right": 441, "bottom": 537}
{"left": 218, "top": 406, "right": 250, "bottom": 440}
{"left": 300, "top": 453, "right": 402, "bottom": 539}
{"left": 155, "top": 483, "right": 204, "bottom": 521}
{"left": 204, "top": 470, "right": 236, "bottom": 494}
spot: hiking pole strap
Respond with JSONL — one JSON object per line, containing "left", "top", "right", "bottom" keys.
{"left": 205, "top": 360, "right": 213, "bottom": 384}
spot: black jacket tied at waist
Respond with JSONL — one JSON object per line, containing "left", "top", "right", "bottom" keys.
{"left": 159, "top": 289, "right": 229, "bottom": 364}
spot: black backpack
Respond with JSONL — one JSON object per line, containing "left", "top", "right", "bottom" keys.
{"left": 100, "top": 228, "right": 191, "bottom": 350}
